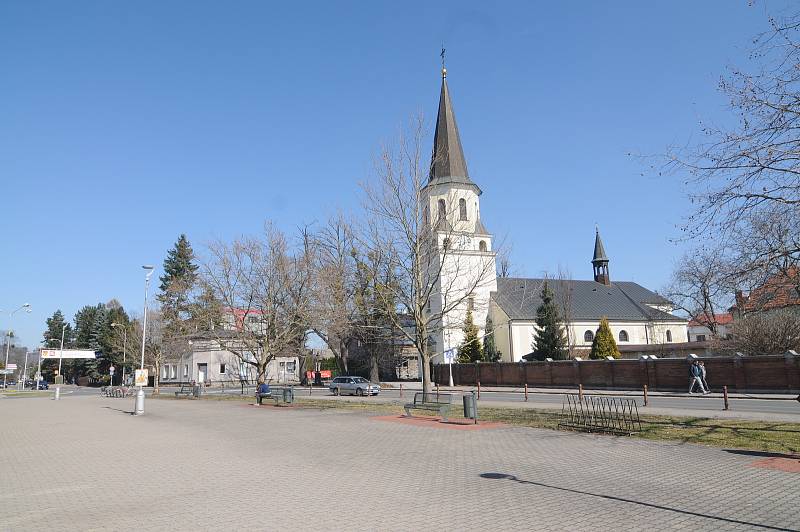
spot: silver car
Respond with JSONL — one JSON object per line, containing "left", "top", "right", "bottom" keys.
{"left": 329, "top": 376, "right": 380, "bottom": 396}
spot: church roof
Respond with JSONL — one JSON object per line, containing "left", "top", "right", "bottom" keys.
{"left": 492, "top": 277, "right": 683, "bottom": 323}
{"left": 592, "top": 229, "right": 608, "bottom": 263}
{"left": 428, "top": 70, "right": 481, "bottom": 194}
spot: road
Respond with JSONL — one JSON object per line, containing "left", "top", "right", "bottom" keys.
{"left": 10, "top": 384, "right": 799, "bottom": 420}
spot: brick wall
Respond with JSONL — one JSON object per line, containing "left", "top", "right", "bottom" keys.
{"left": 433, "top": 354, "right": 800, "bottom": 392}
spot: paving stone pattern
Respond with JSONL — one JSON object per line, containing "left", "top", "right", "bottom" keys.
{"left": 0, "top": 396, "right": 798, "bottom": 531}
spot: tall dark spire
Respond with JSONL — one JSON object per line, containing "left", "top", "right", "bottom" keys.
{"left": 428, "top": 66, "right": 479, "bottom": 192}
{"left": 592, "top": 228, "right": 611, "bottom": 285}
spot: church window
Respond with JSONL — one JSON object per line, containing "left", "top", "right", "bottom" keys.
{"left": 459, "top": 198, "right": 468, "bottom": 220}
{"left": 479, "top": 240, "right": 487, "bottom": 252}
{"left": 666, "top": 330, "right": 673, "bottom": 342}
{"left": 424, "top": 205, "right": 429, "bottom": 225}
{"left": 437, "top": 199, "right": 446, "bottom": 220}
{"left": 442, "top": 237, "right": 451, "bottom": 250}
{"left": 584, "top": 330, "right": 594, "bottom": 342}
{"left": 619, "top": 330, "right": 629, "bottom": 342}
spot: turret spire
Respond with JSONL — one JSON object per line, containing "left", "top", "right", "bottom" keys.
{"left": 592, "top": 228, "right": 611, "bottom": 285}
{"left": 428, "top": 63, "right": 479, "bottom": 193}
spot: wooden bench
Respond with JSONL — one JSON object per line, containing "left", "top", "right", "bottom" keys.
{"left": 175, "top": 385, "right": 194, "bottom": 398}
{"left": 404, "top": 392, "right": 453, "bottom": 422}
{"left": 270, "top": 386, "right": 294, "bottom": 406}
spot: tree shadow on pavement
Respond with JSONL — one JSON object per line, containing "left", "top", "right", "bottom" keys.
{"left": 724, "top": 449, "right": 800, "bottom": 459}
{"left": 478, "top": 473, "right": 797, "bottom": 532}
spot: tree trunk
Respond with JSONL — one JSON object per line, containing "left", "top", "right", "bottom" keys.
{"left": 369, "top": 350, "right": 380, "bottom": 383}
{"left": 421, "top": 352, "right": 432, "bottom": 394}
{"left": 153, "top": 362, "right": 160, "bottom": 395}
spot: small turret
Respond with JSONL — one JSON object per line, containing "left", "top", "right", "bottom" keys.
{"left": 592, "top": 228, "right": 610, "bottom": 286}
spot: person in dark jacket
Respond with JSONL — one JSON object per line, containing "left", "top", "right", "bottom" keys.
{"left": 689, "top": 361, "right": 708, "bottom": 394}
{"left": 256, "top": 380, "right": 271, "bottom": 405}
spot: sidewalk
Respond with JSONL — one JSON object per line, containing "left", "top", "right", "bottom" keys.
{"left": 380, "top": 382, "right": 800, "bottom": 400}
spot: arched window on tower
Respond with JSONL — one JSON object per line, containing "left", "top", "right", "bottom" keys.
{"left": 666, "top": 330, "right": 673, "bottom": 342}
{"left": 437, "top": 199, "right": 446, "bottom": 221}
{"left": 584, "top": 330, "right": 594, "bottom": 343}
{"left": 459, "top": 198, "right": 468, "bottom": 221}
{"left": 619, "top": 330, "right": 629, "bottom": 342}
{"left": 423, "top": 205, "right": 429, "bottom": 225}
{"left": 479, "top": 240, "right": 487, "bottom": 252}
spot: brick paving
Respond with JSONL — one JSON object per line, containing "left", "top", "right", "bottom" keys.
{"left": 1, "top": 395, "right": 798, "bottom": 531}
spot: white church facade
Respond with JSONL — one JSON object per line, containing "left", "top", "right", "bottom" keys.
{"left": 422, "top": 66, "right": 688, "bottom": 363}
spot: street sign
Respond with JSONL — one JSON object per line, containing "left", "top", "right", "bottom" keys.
{"left": 0, "top": 369, "right": 13, "bottom": 375}
{"left": 40, "top": 349, "right": 97, "bottom": 359}
{"left": 444, "top": 349, "right": 455, "bottom": 363}
{"left": 109, "top": 366, "right": 115, "bottom": 375}
{"left": 134, "top": 369, "right": 148, "bottom": 387}
{"left": 6, "top": 363, "right": 17, "bottom": 370}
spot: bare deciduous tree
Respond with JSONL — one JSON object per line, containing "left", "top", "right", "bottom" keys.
{"left": 732, "top": 309, "right": 800, "bottom": 355}
{"left": 200, "top": 224, "right": 312, "bottom": 383}
{"left": 360, "top": 116, "right": 498, "bottom": 394}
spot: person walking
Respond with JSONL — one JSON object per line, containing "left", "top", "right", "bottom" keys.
{"left": 689, "top": 361, "right": 708, "bottom": 394}
{"left": 699, "top": 361, "right": 710, "bottom": 392}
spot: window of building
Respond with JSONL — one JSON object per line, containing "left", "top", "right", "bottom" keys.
{"left": 162, "top": 365, "right": 169, "bottom": 379}
{"left": 666, "top": 330, "right": 673, "bottom": 342}
{"left": 170, "top": 365, "right": 177, "bottom": 379}
{"left": 442, "top": 237, "right": 451, "bottom": 250}
{"left": 183, "top": 364, "right": 189, "bottom": 378}
{"left": 287, "top": 361, "right": 296, "bottom": 373}
{"left": 219, "top": 363, "right": 226, "bottom": 374}
{"left": 696, "top": 334, "right": 706, "bottom": 342}
{"left": 437, "top": 199, "right": 446, "bottom": 220}
{"left": 424, "top": 205, "right": 429, "bottom": 225}
{"left": 479, "top": 240, "right": 487, "bottom": 252}
{"left": 584, "top": 330, "right": 594, "bottom": 342}
{"left": 247, "top": 316, "right": 259, "bottom": 324}
{"left": 619, "top": 330, "right": 629, "bottom": 342}
{"left": 459, "top": 198, "right": 468, "bottom": 220}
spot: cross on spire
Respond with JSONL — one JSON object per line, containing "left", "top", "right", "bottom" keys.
{"left": 440, "top": 46, "right": 446, "bottom": 77}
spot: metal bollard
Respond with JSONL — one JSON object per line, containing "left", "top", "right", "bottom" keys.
{"left": 524, "top": 382, "right": 528, "bottom": 402}
{"left": 723, "top": 385, "right": 729, "bottom": 410}
{"left": 436, "top": 383, "right": 439, "bottom": 400}
{"left": 399, "top": 383, "right": 403, "bottom": 398}
{"left": 578, "top": 384, "right": 584, "bottom": 402}
{"left": 477, "top": 381, "right": 481, "bottom": 400}
{"left": 309, "top": 383, "right": 312, "bottom": 395}
{"left": 643, "top": 384, "right": 648, "bottom": 407}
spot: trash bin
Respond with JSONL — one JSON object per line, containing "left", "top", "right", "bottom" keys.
{"left": 463, "top": 391, "right": 477, "bottom": 422}
{"left": 283, "top": 387, "right": 294, "bottom": 404}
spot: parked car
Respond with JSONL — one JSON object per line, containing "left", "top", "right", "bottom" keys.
{"left": 28, "top": 380, "right": 49, "bottom": 390}
{"left": 329, "top": 376, "right": 380, "bottom": 396}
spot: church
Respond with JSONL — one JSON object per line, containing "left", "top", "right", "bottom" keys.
{"left": 423, "top": 66, "right": 688, "bottom": 363}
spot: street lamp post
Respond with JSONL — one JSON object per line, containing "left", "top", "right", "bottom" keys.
{"left": 135, "top": 265, "right": 155, "bottom": 416}
{"left": 55, "top": 324, "right": 66, "bottom": 401}
{"left": 111, "top": 323, "right": 128, "bottom": 386}
{"left": 3, "top": 303, "right": 31, "bottom": 389}
{"left": 20, "top": 350, "right": 30, "bottom": 390}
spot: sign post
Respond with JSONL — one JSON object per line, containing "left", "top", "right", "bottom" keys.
{"left": 109, "top": 365, "right": 115, "bottom": 387}
{"left": 444, "top": 349, "right": 455, "bottom": 387}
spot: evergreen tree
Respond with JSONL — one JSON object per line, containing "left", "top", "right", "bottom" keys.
{"left": 589, "top": 317, "right": 620, "bottom": 359}
{"left": 482, "top": 316, "right": 501, "bottom": 362}
{"left": 43, "top": 310, "right": 74, "bottom": 347}
{"left": 531, "top": 281, "right": 568, "bottom": 360}
{"left": 158, "top": 234, "right": 199, "bottom": 335}
{"left": 457, "top": 310, "right": 482, "bottom": 363}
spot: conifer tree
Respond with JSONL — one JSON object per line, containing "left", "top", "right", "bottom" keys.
{"left": 482, "top": 316, "right": 501, "bottom": 362}
{"left": 589, "top": 317, "right": 620, "bottom": 359}
{"left": 158, "top": 234, "right": 199, "bottom": 336}
{"left": 531, "top": 281, "right": 567, "bottom": 360}
{"left": 457, "top": 310, "right": 482, "bottom": 363}
{"left": 43, "top": 310, "right": 74, "bottom": 347}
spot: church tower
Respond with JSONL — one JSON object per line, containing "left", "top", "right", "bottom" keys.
{"left": 592, "top": 228, "right": 611, "bottom": 285}
{"left": 421, "top": 64, "right": 497, "bottom": 361}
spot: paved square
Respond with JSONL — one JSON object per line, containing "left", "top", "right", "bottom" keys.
{"left": 1, "top": 395, "right": 798, "bottom": 531}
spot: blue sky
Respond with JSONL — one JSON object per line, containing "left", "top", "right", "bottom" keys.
{"left": 1, "top": 1, "right": 793, "bottom": 347}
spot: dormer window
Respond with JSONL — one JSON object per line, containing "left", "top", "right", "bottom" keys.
{"left": 459, "top": 198, "right": 467, "bottom": 221}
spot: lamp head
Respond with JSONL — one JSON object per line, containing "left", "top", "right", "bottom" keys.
{"left": 143, "top": 265, "right": 155, "bottom": 280}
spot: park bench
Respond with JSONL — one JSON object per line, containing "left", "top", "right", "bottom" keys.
{"left": 175, "top": 385, "right": 194, "bottom": 398}
{"left": 404, "top": 392, "right": 453, "bottom": 422}
{"left": 270, "top": 386, "right": 294, "bottom": 406}
{"left": 255, "top": 388, "right": 272, "bottom": 405}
